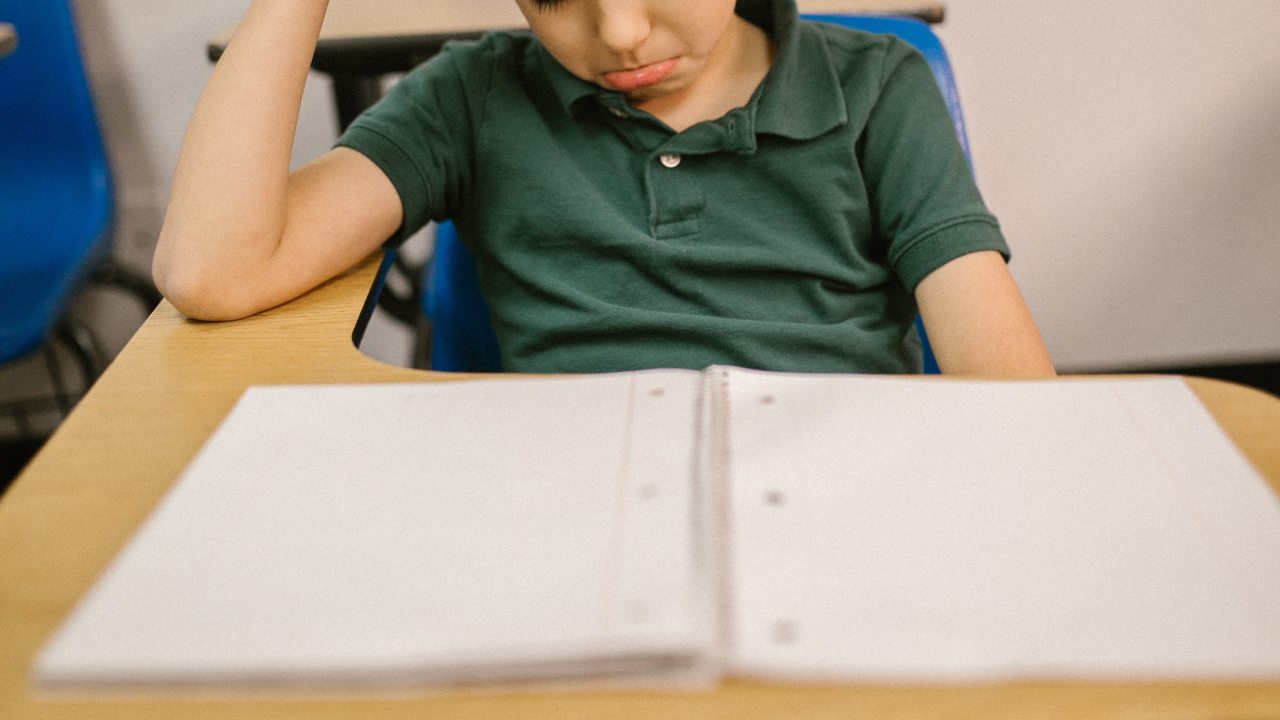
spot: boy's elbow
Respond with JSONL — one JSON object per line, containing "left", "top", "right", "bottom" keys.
{"left": 152, "top": 254, "right": 261, "bottom": 322}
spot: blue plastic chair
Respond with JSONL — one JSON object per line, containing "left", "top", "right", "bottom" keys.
{"left": 0, "top": 0, "right": 158, "bottom": 430}
{"left": 420, "top": 14, "right": 972, "bottom": 373}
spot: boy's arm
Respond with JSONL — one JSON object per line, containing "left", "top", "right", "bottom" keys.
{"left": 152, "top": 0, "right": 401, "bottom": 321}
{"left": 915, "top": 251, "right": 1057, "bottom": 377}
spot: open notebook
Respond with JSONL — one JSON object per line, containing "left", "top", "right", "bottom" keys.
{"left": 35, "top": 368, "right": 1280, "bottom": 690}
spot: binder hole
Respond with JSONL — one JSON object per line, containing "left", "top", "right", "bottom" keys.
{"left": 772, "top": 620, "right": 799, "bottom": 645}
{"left": 639, "top": 483, "right": 659, "bottom": 500}
{"left": 649, "top": 387, "right": 665, "bottom": 398}
{"left": 760, "top": 395, "right": 776, "bottom": 405}
{"left": 764, "top": 490, "right": 786, "bottom": 507}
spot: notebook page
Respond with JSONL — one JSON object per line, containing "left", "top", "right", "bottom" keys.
{"left": 36, "top": 371, "right": 710, "bottom": 688}
{"left": 717, "top": 369, "right": 1280, "bottom": 682}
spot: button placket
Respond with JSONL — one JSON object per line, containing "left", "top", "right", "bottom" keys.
{"left": 646, "top": 148, "right": 703, "bottom": 239}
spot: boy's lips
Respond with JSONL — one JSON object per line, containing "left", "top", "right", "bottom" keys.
{"left": 603, "top": 58, "right": 679, "bottom": 93}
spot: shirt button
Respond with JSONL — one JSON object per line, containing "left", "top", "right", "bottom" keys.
{"left": 609, "top": 107, "right": 626, "bottom": 118}
{"left": 659, "top": 153, "right": 682, "bottom": 168}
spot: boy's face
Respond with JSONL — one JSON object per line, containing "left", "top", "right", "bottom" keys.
{"left": 515, "top": 0, "right": 740, "bottom": 102}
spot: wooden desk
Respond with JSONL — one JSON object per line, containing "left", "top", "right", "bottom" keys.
{"left": 208, "top": 0, "right": 947, "bottom": 128}
{"left": 1, "top": 254, "right": 1279, "bottom": 719}
{"left": 0, "top": 23, "right": 16, "bottom": 59}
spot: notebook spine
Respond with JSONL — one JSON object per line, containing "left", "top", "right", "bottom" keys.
{"left": 708, "top": 367, "right": 737, "bottom": 661}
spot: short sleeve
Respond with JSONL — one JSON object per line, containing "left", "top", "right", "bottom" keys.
{"left": 335, "top": 41, "right": 487, "bottom": 247}
{"left": 858, "top": 39, "right": 1010, "bottom": 294}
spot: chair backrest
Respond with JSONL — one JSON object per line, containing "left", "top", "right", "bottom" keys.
{"left": 423, "top": 14, "right": 969, "bottom": 373}
{"left": 0, "top": 0, "right": 113, "bottom": 363}
{"left": 423, "top": 222, "right": 503, "bottom": 372}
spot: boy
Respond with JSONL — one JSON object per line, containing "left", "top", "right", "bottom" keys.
{"left": 153, "top": 0, "right": 1055, "bottom": 376}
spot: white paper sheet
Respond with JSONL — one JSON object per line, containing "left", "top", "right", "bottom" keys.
{"left": 36, "top": 372, "right": 710, "bottom": 688}
{"left": 719, "top": 371, "right": 1280, "bottom": 681}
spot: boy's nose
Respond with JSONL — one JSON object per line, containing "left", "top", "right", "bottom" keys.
{"left": 595, "top": 0, "right": 652, "bottom": 55}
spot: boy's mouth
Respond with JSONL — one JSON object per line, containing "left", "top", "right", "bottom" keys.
{"left": 603, "top": 59, "right": 679, "bottom": 93}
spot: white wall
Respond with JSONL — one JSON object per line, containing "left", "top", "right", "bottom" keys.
{"left": 937, "top": 0, "right": 1280, "bottom": 369}
{"left": 63, "top": 1, "right": 1280, "bottom": 372}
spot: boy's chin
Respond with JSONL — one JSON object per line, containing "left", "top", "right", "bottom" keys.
{"left": 617, "top": 79, "right": 686, "bottom": 104}
{"left": 619, "top": 86, "right": 667, "bottom": 102}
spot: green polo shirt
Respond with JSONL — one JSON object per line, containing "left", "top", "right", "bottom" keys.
{"left": 337, "top": 0, "right": 1008, "bottom": 374}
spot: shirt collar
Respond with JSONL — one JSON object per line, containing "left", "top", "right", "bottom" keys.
{"left": 538, "top": 0, "right": 847, "bottom": 140}
{"left": 748, "top": 0, "right": 849, "bottom": 139}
